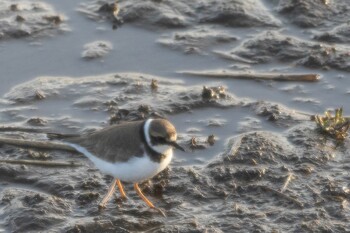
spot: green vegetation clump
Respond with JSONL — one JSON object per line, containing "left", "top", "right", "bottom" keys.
{"left": 314, "top": 108, "right": 350, "bottom": 140}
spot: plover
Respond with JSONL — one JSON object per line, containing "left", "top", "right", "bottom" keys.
{"left": 63, "top": 118, "right": 184, "bottom": 213}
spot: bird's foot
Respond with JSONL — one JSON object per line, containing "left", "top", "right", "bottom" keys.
{"left": 153, "top": 207, "right": 166, "bottom": 217}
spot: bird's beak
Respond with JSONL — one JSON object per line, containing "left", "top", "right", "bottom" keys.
{"left": 169, "top": 141, "right": 185, "bottom": 152}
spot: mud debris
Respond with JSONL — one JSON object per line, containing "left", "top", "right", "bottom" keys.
{"left": 201, "top": 86, "right": 226, "bottom": 100}
{"left": 150, "top": 79, "right": 158, "bottom": 91}
{"left": 206, "top": 134, "right": 216, "bottom": 146}
{"left": 314, "top": 24, "right": 350, "bottom": 43}
{"left": 276, "top": 0, "right": 350, "bottom": 29}
{"left": 249, "top": 101, "right": 308, "bottom": 127}
{"left": 233, "top": 31, "right": 350, "bottom": 72}
{"left": 26, "top": 117, "right": 47, "bottom": 126}
{"left": 34, "top": 90, "right": 46, "bottom": 100}
{"left": 78, "top": 0, "right": 280, "bottom": 29}
{"left": 82, "top": 41, "right": 113, "bottom": 59}
{"left": 0, "top": 1, "right": 68, "bottom": 40}
{"left": 26, "top": 149, "right": 50, "bottom": 160}
{"left": 188, "top": 136, "right": 208, "bottom": 150}
{"left": 3, "top": 73, "right": 238, "bottom": 128}
{"left": 158, "top": 27, "right": 237, "bottom": 55}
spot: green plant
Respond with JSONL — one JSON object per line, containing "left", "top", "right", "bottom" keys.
{"left": 315, "top": 107, "right": 350, "bottom": 140}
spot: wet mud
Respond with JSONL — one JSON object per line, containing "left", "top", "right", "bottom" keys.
{"left": 0, "top": 0, "right": 350, "bottom": 232}
{"left": 81, "top": 41, "right": 113, "bottom": 59}
{"left": 1, "top": 75, "right": 349, "bottom": 232}
{"left": 0, "top": 1, "right": 68, "bottom": 40}
{"left": 314, "top": 24, "right": 350, "bottom": 44}
{"left": 77, "top": 0, "right": 350, "bottom": 74}
{"left": 158, "top": 26, "right": 237, "bottom": 55}
{"left": 232, "top": 31, "right": 350, "bottom": 72}
{"left": 275, "top": 0, "right": 350, "bottom": 29}
{"left": 78, "top": 0, "right": 280, "bottom": 29}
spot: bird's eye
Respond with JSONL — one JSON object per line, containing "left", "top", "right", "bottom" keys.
{"left": 151, "top": 136, "right": 166, "bottom": 145}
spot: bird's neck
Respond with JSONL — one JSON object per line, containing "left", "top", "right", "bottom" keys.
{"left": 143, "top": 119, "right": 172, "bottom": 156}
{"left": 151, "top": 145, "right": 173, "bottom": 155}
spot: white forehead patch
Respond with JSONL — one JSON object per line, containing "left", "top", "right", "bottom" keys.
{"left": 170, "top": 133, "right": 177, "bottom": 141}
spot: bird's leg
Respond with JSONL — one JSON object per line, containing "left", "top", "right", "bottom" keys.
{"left": 134, "top": 183, "right": 166, "bottom": 217}
{"left": 134, "top": 183, "right": 155, "bottom": 208}
{"left": 116, "top": 179, "right": 127, "bottom": 199}
{"left": 99, "top": 178, "right": 117, "bottom": 209}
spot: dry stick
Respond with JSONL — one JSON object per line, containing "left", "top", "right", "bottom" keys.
{"left": 258, "top": 185, "right": 304, "bottom": 208}
{"left": 0, "top": 137, "right": 77, "bottom": 152}
{"left": 0, "top": 159, "right": 82, "bottom": 167}
{"left": 228, "top": 136, "right": 243, "bottom": 156}
{"left": 0, "top": 126, "right": 47, "bottom": 133}
{"left": 280, "top": 173, "right": 293, "bottom": 193}
{"left": 305, "top": 184, "right": 329, "bottom": 206}
{"left": 295, "top": 111, "right": 314, "bottom": 119}
{"left": 305, "top": 184, "right": 322, "bottom": 199}
{"left": 295, "top": 111, "right": 350, "bottom": 122}
{"left": 178, "top": 71, "right": 320, "bottom": 82}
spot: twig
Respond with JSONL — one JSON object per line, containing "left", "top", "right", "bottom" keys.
{"left": 305, "top": 184, "right": 326, "bottom": 204}
{"left": 0, "top": 159, "right": 82, "bottom": 167}
{"left": 280, "top": 173, "right": 293, "bottom": 193}
{"left": 178, "top": 70, "right": 320, "bottom": 82}
{"left": 258, "top": 185, "right": 304, "bottom": 208}
{"left": 295, "top": 111, "right": 314, "bottom": 120}
{"left": 0, "top": 126, "right": 47, "bottom": 133}
{"left": 296, "top": 111, "right": 350, "bottom": 122}
{"left": 226, "top": 135, "right": 243, "bottom": 162}
{"left": 305, "top": 184, "right": 323, "bottom": 199}
{"left": 0, "top": 137, "right": 77, "bottom": 152}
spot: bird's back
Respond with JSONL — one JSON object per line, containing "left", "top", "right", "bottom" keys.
{"left": 67, "top": 121, "right": 145, "bottom": 163}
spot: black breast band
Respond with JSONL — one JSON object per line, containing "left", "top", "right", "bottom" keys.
{"left": 140, "top": 120, "right": 166, "bottom": 163}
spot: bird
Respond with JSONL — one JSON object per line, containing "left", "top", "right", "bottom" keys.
{"left": 61, "top": 118, "right": 184, "bottom": 214}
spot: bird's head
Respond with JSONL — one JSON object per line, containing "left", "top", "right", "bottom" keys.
{"left": 147, "top": 119, "right": 185, "bottom": 153}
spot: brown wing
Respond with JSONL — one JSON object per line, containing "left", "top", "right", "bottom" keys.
{"left": 67, "top": 121, "right": 146, "bottom": 163}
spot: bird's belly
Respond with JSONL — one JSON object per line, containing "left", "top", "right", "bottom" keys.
{"left": 67, "top": 143, "right": 173, "bottom": 182}
{"left": 109, "top": 151, "right": 173, "bottom": 182}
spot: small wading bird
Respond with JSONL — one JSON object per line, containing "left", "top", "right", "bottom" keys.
{"left": 62, "top": 118, "right": 184, "bottom": 215}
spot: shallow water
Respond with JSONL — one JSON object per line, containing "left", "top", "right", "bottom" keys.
{"left": 1, "top": 1, "right": 348, "bottom": 113}
{"left": 0, "top": 0, "right": 350, "bottom": 232}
